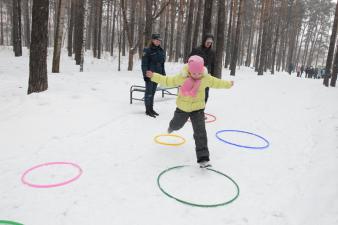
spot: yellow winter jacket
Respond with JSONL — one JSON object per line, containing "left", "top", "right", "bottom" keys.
{"left": 151, "top": 64, "right": 233, "bottom": 112}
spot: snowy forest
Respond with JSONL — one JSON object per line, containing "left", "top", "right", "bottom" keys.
{"left": 0, "top": 0, "right": 338, "bottom": 93}
{"left": 1, "top": 1, "right": 338, "bottom": 224}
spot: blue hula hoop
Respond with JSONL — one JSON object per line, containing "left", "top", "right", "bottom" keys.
{"left": 216, "top": 129, "right": 270, "bottom": 150}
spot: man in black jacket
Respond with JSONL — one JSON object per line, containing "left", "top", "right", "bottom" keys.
{"left": 188, "top": 34, "right": 215, "bottom": 103}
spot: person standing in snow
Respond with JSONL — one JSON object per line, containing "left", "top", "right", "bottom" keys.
{"left": 141, "top": 34, "right": 166, "bottom": 118}
{"left": 296, "top": 64, "right": 301, "bottom": 77}
{"left": 146, "top": 55, "right": 234, "bottom": 168}
{"left": 187, "top": 33, "right": 216, "bottom": 103}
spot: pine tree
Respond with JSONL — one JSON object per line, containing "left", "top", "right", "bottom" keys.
{"left": 230, "top": 0, "right": 244, "bottom": 76}
{"left": 52, "top": 0, "right": 67, "bottom": 73}
{"left": 214, "top": 0, "right": 226, "bottom": 78}
{"left": 0, "top": 0, "right": 3, "bottom": 45}
{"left": 28, "top": 0, "right": 49, "bottom": 94}
{"left": 22, "top": 0, "right": 30, "bottom": 47}
{"left": 67, "top": 0, "right": 75, "bottom": 56}
{"left": 12, "top": 0, "right": 22, "bottom": 56}
{"left": 202, "top": 0, "right": 213, "bottom": 35}
{"left": 324, "top": 2, "right": 338, "bottom": 86}
{"left": 74, "top": 0, "right": 85, "bottom": 65}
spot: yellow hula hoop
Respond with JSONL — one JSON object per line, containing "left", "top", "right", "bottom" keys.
{"left": 154, "top": 134, "right": 186, "bottom": 146}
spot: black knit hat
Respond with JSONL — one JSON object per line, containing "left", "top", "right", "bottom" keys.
{"left": 151, "top": 33, "right": 162, "bottom": 41}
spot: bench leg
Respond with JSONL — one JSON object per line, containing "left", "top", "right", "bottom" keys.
{"left": 130, "top": 91, "right": 132, "bottom": 104}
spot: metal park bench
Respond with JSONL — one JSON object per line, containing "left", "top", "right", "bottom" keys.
{"left": 130, "top": 85, "right": 179, "bottom": 104}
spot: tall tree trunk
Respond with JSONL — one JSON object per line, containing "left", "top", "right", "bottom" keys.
{"left": 144, "top": 0, "right": 152, "bottom": 46}
{"left": 323, "top": 2, "right": 338, "bottom": 86}
{"left": 118, "top": 6, "right": 122, "bottom": 71}
{"left": 245, "top": 1, "right": 256, "bottom": 67}
{"left": 302, "top": 27, "right": 312, "bottom": 66}
{"left": 85, "top": 0, "right": 93, "bottom": 50}
{"left": 67, "top": 0, "right": 75, "bottom": 56}
{"left": 254, "top": 0, "right": 264, "bottom": 72}
{"left": 183, "top": 0, "right": 194, "bottom": 60}
{"left": 80, "top": 0, "right": 88, "bottom": 72}
{"left": 121, "top": 0, "right": 137, "bottom": 70}
{"left": 271, "top": 9, "right": 281, "bottom": 75}
{"left": 330, "top": 39, "right": 338, "bottom": 87}
{"left": 214, "top": 0, "right": 225, "bottom": 78}
{"left": 230, "top": 0, "right": 243, "bottom": 76}
{"left": 28, "top": 0, "right": 49, "bottom": 94}
{"left": 7, "top": 2, "right": 14, "bottom": 46}
{"left": 306, "top": 25, "right": 319, "bottom": 66}
{"left": 0, "top": 0, "right": 4, "bottom": 45}
{"left": 257, "top": 0, "right": 271, "bottom": 75}
{"left": 159, "top": 0, "right": 166, "bottom": 41}
{"left": 74, "top": 0, "right": 85, "bottom": 65}
{"left": 295, "top": 25, "right": 306, "bottom": 65}
{"left": 163, "top": 1, "right": 169, "bottom": 51}
{"left": 202, "top": 0, "right": 212, "bottom": 35}
{"left": 97, "top": 0, "right": 103, "bottom": 58}
{"left": 92, "top": 0, "right": 98, "bottom": 57}
{"left": 224, "top": 0, "right": 234, "bottom": 68}
{"left": 192, "top": 0, "right": 202, "bottom": 49}
{"left": 111, "top": 0, "right": 117, "bottom": 56}
{"left": 168, "top": 0, "right": 176, "bottom": 61}
{"left": 52, "top": 0, "right": 67, "bottom": 73}
{"left": 105, "top": 0, "right": 111, "bottom": 52}
{"left": 23, "top": 0, "right": 30, "bottom": 47}
{"left": 175, "top": 0, "right": 184, "bottom": 62}
{"left": 12, "top": 0, "right": 22, "bottom": 56}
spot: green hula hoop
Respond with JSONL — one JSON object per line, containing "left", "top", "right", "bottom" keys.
{"left": 157, "top": 165, "right": 240, "bottom": 207}
{"left": 0, "top": 220, "right": 24, "bottom": 225}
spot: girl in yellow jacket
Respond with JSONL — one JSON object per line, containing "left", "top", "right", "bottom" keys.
{"left": 146, "top": 55, "right": 234, "bottom": 168}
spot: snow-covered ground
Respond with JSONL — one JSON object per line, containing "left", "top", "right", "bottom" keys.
{"left": 0, "top": 47, "right": 338, "bottom": 225}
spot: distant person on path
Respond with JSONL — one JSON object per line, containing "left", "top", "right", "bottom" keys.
{"left": 305, "top": 66, "right": 310, "bottom": 78}
{"left": 187, "top": 33, "right": 216, "bottom": 103}
{"left": 296, "top": 64, "right": 301, "bottom": 77}
{"left": 141, "top": 34, "right": 166, "bottom": 118}
{"left": 301, "top": 65, "right": 304, "bottom": 76}
{"left": 146, "top": 55, "right": 234, "bottom": 168}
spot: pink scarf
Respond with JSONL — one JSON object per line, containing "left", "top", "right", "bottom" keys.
{"left": 180, "top": 77, "right": 201, "bottom": 97}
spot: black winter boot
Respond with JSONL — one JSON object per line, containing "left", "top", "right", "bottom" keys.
{"left": 146, "top": 106, "right": 156, "bottom": 118}
{"left": 150, "top": 106, "right": 159, "bottom": 116}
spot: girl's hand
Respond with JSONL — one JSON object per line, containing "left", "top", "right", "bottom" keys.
{"left": 146, "top": 70, "right": 153, "bottom": 78}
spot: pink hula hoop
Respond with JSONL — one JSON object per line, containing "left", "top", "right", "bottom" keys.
{"left": 188, "top": 113, "right": 217, "bottom": 123}
{"left": 204, "top": 113, "right": 216, "bottom": 123}
{"left": 21, "top": 162, "right": 83, "bottom": 188}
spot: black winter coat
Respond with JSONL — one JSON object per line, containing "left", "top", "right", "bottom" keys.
{"left": 189, "top": 46, "right": 215, "bottom": 76}
{"left": 141, "top": 45, "right": 166, "bottom": 82}
{"left": 188, "top": 34, "right": 216, "bottom": 76}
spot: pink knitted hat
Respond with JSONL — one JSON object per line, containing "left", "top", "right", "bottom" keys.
{"left": 188, "top": 55, "right": 204, "bottom": 74}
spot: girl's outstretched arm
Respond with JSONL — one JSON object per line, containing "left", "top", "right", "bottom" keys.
{"left": 206, "top": 75, "right": 234, "bottom": 89}
{"left": 146, "top": 71, "right": 185, "bottom": 87}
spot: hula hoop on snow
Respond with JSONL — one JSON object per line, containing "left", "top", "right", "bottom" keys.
{"left": 188, "top": 113, "right": 217, "bottom": 123}
{"left": 216, "top": 129, "right": 270, "bottom": 150}
{"left": 154, "top": 134, "right": 186, "bottom": 146}
{"left": 21, "top": 162, "right": 83, "bottom": 188}
{"left": 157, "top": 165, "right": 240, "bottom": 207}
{"left": 204, "top": 113, "right": 217, "bottom": 123}
{"left": 0, "top": 220, "right": 24, "bottom": 225}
